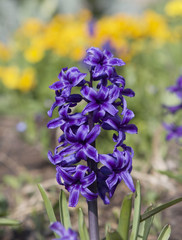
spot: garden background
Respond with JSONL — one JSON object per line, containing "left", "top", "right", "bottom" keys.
{"left": 0, "top": 0, "right": 182, "bottom": 239}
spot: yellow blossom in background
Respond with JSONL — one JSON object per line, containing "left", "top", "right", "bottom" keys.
{"left": 165, "top": 0, "right": 182, "bottom": 17}
{"left": 18, "top": 67, "right": 36, "bottom": 92}
{"left": 1, "top": 66, "right": 20, "bottom": 89}
{"left": 0, "top": 42, "right": 12, "bottom": 61}
{"left": 143, "top": 11, "right": 171, "bottom": 43}
{"left": 0, "top": 66, "right": 36, "bottom": 91}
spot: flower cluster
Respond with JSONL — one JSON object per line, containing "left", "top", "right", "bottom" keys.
{"left": 163, "top": 76, "right": 182, "bottom": 141}
{"left": 47, "top": 47, "right": 137, "bottom": 207}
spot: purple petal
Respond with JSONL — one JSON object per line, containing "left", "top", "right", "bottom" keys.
{"left": 82, "top": 102, "right": 99, "bottom": 115}
{"left": 102, "top": 102, "right": 118, "bottom": 116}
{"left": 83, "top": 143, "right": 99, "bottom": 162}
{"left": 47, "top": 118, "right": 65, "bottom": 129}
{"left": 86, "top": 125, "right": 101, "bottom": 144}
{"left": 50, "top": 221, "right": 64, "bottom": 237}
{"left": 121, "top": 171, "right": 135, "bottom": 192}
{"left": 76, "top": 125, "right": 89, "bottom": 141}
{"left": 106, "top": 173, "right": 119, "bottom": 189}
{"left": 81, "top": 187, "right": 98, "bottom": 201}
{"left": 69, "top": 184, "right": 80, "bottom": 207}
{"left": 122, "top": 88, "right": 135, "bottom": 97}
{"left": 124, "top": 124, "right": 138, "bottom": 134}
{"left": 106, "top": 57, "right": 125, "bottom": 66}
{"left": 81, "top": 171, "right": 96, "bottom": 187}
{"left": 99, "top": 154, "right": 116, "bottom": 170}
{"left": 81, "top": 86, "right": 97, "bottom": 101}
{"left": 49, "top": 81, "right": 64, "bottom": 90}
{"left": 122, "top": 109, "right": 135, "bottom": 124}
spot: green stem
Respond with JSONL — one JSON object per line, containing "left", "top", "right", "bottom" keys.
{"left": 87, "top": 70, "right": 100, "bottom": 240}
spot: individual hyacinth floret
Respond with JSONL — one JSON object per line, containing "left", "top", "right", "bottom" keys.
{"left": 163, "top": 75, "right": 182, "bottom": 142}
{"left": 47, "top": 47, "right": 138, "bottom": 207}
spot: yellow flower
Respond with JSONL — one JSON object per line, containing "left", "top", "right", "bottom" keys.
{"left": 165, "top": 0, "right": 182, "bottom": 17}
{"left": 0, "top": 42, "right": 12, "bottom": 61}
{"left": 1, "top": 66, "right": 20, "bottom": 89}
{"left": 18, "top": 18, "right": 44, "bottom": 38}
{"left": 24, "top": 45, "right": 44, "bottom": 63}
{"left": 18, "top": 68, "right": 36, "bottom": 92}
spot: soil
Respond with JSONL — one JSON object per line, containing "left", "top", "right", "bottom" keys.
{"left": 0, "top": 116, "right": 182, "bottom": 240}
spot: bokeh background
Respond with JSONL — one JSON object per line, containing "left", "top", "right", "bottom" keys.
{"left": 0, "top": 0, "right": 182, "bottom": 239}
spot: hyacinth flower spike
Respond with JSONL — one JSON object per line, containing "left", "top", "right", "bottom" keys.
{"left": 47, "top": 47, "right": 137, "bottom": 240}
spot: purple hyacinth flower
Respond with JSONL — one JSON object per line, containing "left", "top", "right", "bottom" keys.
{"left": 59, "top": 124, "right": 101, "bottom": 162}
{"left": 83, "top": 47, "right": 125, "bottom": 79}
{"left": 47, "top": 94, "right": 82, "bottom": 117}
{"left": 167, "top": 75, "right": 182, "bottom": 98}
{"left": 50, "top": 221, "right": 78, "bottom": 240}
{"left": 102, "top": 109, "right": 138, "bottom": 146}
{"left": 81, "top": 85, "right": 120, "bottom": 122}
{"left": 47, "top": 104, "right": 87, "bottom": 131}
{"left": 49, "top": 67, "right": 87, "bottom": 97}
{"left": 99, "top": 148, "right": 135, "bottom": 193}
{"left": 163, "top": 122, "right": 182, "bottom": 141}
{"left": 56, "top": 165, "right": 97, "bottom": 207}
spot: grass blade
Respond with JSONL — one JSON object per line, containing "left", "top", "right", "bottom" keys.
{"left": 0, "top": 218, "right": 20, "bottom": 226}
{"left": 117, "top": 193, "right": 133, "bottom": 240}
{"left": 59, "top": 190, "right": 72, "bottom": 229}
{"left": 106, "top": 230, "right": 122, "bottom": 240}
{"left": 157, "top": 224, "right": 171, "bottom": 240}
{"left": 37, "top": 184, "right": 57, "bottom": 223}
{"left": 140, "top": 197, "right": 182, "bottom": 222}
{"left": 137, "top": 206, "right": 154, "bottom": 240}
{"left": 130, "top": 180, "right": 141, "bottom": 240}
{"left": 78, "top": 208, "right": 89, "bottom": 240}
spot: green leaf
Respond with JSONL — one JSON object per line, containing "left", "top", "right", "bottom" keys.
{"left": 117, "top": 193, "right": 133, "bottom": 240}
{"left": 0, "top": 218, "right": 20, "bottom": 226}
{"left": 59, "top": 190, "right": 72, "bottom": 229}
{"left": 140, "top": 197, "right": 182, "bottom": 222}
{"left": 37, "top": 184, "right": 58, "bottom": 238}
{"left": 157, "top": 224, "right": 171, "bottom": 240}
{"left": 106, "top": 230, "right": 122, "bottom": 240}
{"left": 137, "top": 206, "right": 154, "bottom": 240}
{"left": 78, "top": 208, "right": 89, "bottom": 240}
{"left": 130, "top": 180, "right": 141, "bottom": 240}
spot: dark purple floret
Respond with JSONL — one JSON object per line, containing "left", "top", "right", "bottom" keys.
{"left": 50, "top": 67, "right": 87, "bottom": 97}
{"left": 81, "top": 85, "right": 120, "bottom": 122}
{"left": 163, "top": 103, "right": 182, "bottom": 114}
{"left": 50, "top": 221, "right": 78, "bottom": 240}
{"left": 83, "top": 47, "right": 125, "bottom": 79}
{"left": 99, "top": 148, "right": 135, "bottom": 199}
{"left": 56, "top": 165, "right": 97, "bottom": 207}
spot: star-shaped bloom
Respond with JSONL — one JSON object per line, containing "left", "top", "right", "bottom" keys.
{"left": 59, "top": 124, "right": 101, "bottom": 162}
{"left": 99, "top": 148, "right": 135, "bottom": 193}
{"left": 102, "top": 109, "right": 138, "bottom": 146}
{"left": 167, "top": 75, "right": 182, "bottom": 99}
{"left": 47, "top": 105, "right": 87, "bottom": 131}
{"left": 50, "top": 221, "right": 78, "bottom": 240}
{"left": 47, "top": 94, "right": 82, "bottom": 117}
{"left": 83, "top": 47, "right": 125, "bottom": 79}
{"left": 49, "top": 67, "right": 87, "bottom": 97}
{"left": 81, "top": 85, "right": 120, "bottom": 122}
{"left": 56, "top": 165, "right": 97, "bottom": 207}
